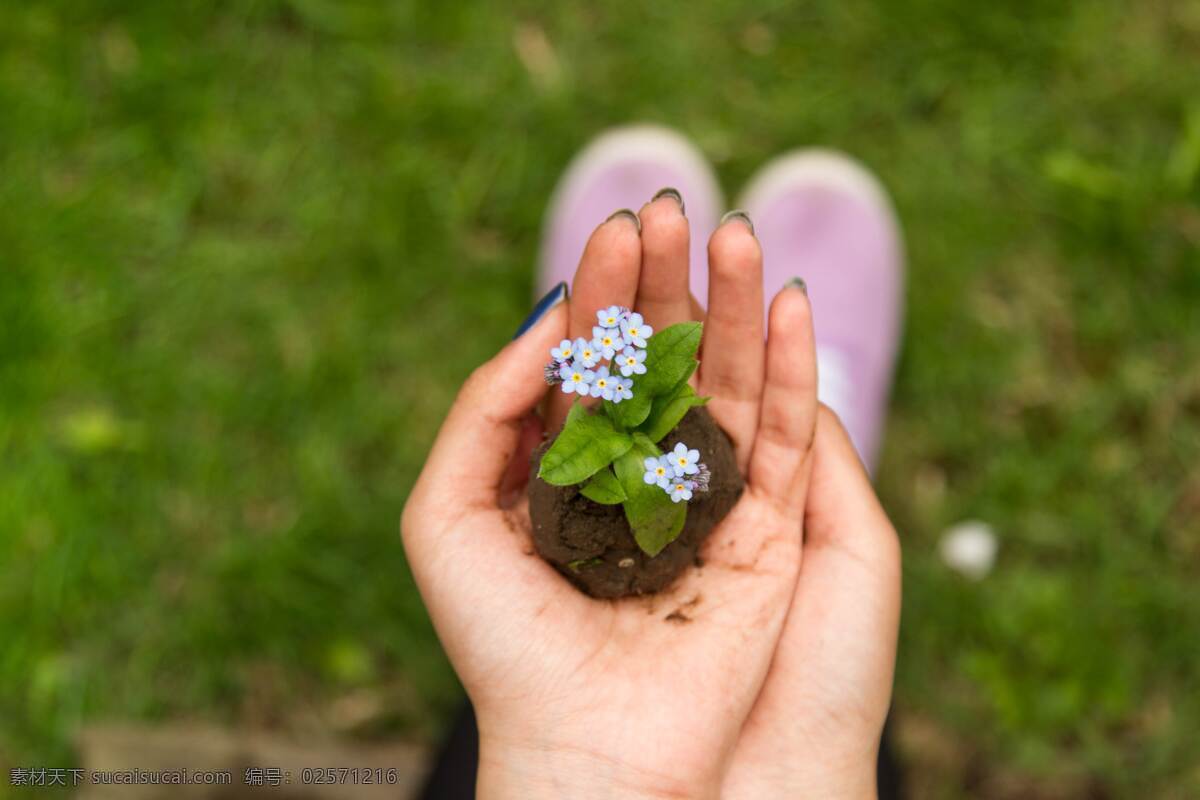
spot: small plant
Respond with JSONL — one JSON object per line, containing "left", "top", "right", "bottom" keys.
{"left": 539, "top": 306, "right": 711, "bottom": 557}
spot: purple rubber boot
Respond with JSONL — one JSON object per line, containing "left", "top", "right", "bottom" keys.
{"left": 538, "top": 125, "right": 724, "bottom": 297}
{"left": 737, "top": 150, "right": 905, "bottom": 472}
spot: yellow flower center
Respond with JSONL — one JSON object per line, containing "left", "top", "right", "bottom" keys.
{"left": 572, "top": 373, "right": 582, "bottom": 382}
{"left": 656, "top": 467, "right": 665, "bottom": 476}
{"left": 629, "top": 327, "right": 639, "bottom": 337}
{"left": 678, "top": 457, "right": 688, "bottom": 466}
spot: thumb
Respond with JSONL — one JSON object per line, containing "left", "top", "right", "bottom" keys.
{"left": 410, "top": 285, "right": 568, "bottom": 514}
{"left": 730, "top": 405, "right": 900, "bottom": 789}
{"left": 805, "top": 404, "right": 898, "bottom": 555}
{"left": 792, "top": 403, "right": 901, "bottom": 717}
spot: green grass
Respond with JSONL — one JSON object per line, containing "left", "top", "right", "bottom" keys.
{"left": 2, "top": 1, "right": 1199, "bottom": 796}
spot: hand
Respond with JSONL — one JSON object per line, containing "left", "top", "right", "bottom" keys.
{"left": 722, "top": 406, "right": 901, "bottom": 799}
{"left": 401, "top": 200, "right": 821, "bottom": 799}
{"left": 596, "top": 199, "right": 901, "bottom": 798}
{"left": 593, "top": 199, "right": 901, "bottom": 797}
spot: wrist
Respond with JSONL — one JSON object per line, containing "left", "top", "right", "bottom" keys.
{"left": 785, "top": 763, "right": 878, "bottom": 800}
{"left": 725, "top": 749, "right": 877, "bottom": 800}
{"left": 797, "top": 770, "right": 876, "bottom": 800}
{"left": 477, "top": 735, "right": 714, "bottom": 800}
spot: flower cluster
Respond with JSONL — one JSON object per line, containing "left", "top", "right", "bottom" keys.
{"left": 545, "top": 306, "right": 653, "bottom": 404}
{"left": 643, "top": 442, "right": 711, "bottom": 503}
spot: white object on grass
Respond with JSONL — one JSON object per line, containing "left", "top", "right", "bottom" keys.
{"left": 939, "top": 520, "right": 998, "bottom": 580}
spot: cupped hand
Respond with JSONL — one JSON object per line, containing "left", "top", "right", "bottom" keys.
{"left": 721, "top": 406, "right": 901, "bottom": 799}
{"left": 555, "top": 198, "right": 903, "bottom": 798}
{"left": 402, "top": 199, "right": 820, "bottom": 799}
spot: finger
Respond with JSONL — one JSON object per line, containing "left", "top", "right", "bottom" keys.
{"left": 411, "top": 295, "right": 568, "bottom": 513}
{"left": 698, "top": 213, "right": 765, "bottom": 469}
{"left": 748, "top": 281, "right": 818, "bottom": 517}
{"left": 635, "top": 190, "right": 693, "bottom": 329}
{"left": 547, "top": 212, "right": 642, "bottom": 428}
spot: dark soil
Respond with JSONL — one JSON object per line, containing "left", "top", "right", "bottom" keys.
{"left": 528, "top": 407, "right": 743, "bottom": 598}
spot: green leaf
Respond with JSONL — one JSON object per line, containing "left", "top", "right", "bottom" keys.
{"left": 641, "top": 321, "right": 702, "bottom": 395}
{"left": 580, "top": 467, "right": 627, "bottom": 504}
{"left": 613, "top": 442, "right": 687, "bottom": 557}
{"left": 631, "top": 431, "right": 658, "bottom": 451}
{"left": 538, "top": 403, "right": 634, "bottom": 486}
{"left": 566, "top": 401, "right": 587, "bottom": 424}
{"left": 604, "top": 321, "right": 702, "bottom": 430}
{"left": 604, "top": 391, "right": 651, "bottom": 430}
{"left": 638, "top": 380, "right": 710, "bottom": 443}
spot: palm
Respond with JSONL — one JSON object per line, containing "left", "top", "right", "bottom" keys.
{"left": 417, "top": 445, "right": 803, "bottom": 786}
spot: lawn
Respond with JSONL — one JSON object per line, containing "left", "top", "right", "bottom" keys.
{"left": 2, "top": 1, "right": 1199, "bottom": 796}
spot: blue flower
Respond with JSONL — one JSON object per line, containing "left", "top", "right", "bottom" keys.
{"left": 596, "top": 305, "right": 628, "bottom": 329}
{"left": 620, "top": 312, "right": 653, "bottom": 348}
{"left": 573, "top": 337, "right": 601, "bottom": 368}
{"left": 611, "top": 375, "right": 634, "bottom": 403}
{"left": 669, "top": 442, "right": 700, "bottom": 476}
{"left": 616, "top": 346, "right": 648, "bottom": 377}
{"left": 592, "top": 326, "right": 622, "bottom": 359}
{"left": 668, "top": 479, "right": 695, "bottom": 503}
{"left": 558, "top": 362, "right": 595, "bottom": 394}
{"left": 550, "top": 339, "right": 576, "bottom": 362}
{"left": 589, "top": 366, "right": 617, "bottom": 401}
{"left": 643, "top": 455, "right": 673, "bottom": 489}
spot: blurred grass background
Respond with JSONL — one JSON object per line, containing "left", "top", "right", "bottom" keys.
{"left": 2, "top": 0, "right": 1199, "bottom": 796}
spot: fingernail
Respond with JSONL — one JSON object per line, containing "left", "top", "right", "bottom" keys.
{"left": 720, "top": 209, "right": 754, "bottom": 236}
{"left": 513, "top": 281, "right": 568, "bottom": 340}
{"left": 651, "top": 187, "right": 685, "bottom": 216}
{"left": 785, "top": 276, "right": 807, "bottom": 294}
{"left": 605, "top": 208, "right": 642, "bottom": 234}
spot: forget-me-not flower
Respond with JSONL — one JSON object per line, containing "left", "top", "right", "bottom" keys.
{"left": 643, "top": 455, "right": 673, "bottom": 489}
{"left": 558, "top": 362, "right": 595, "bottom": 394}
{"left": 669, "top": 442, "right": 700, "bottom": 476}
{"left": 592, "top": 326, "right": 622, "bottom": 360}
{"left": 596, "top": 305, "right": 627, "bottom": 329}
{"left": 611, "top": 375, "right": 634, "bottom": 403}
{"left": 616, "top": 346, "right": 647, "bottom": 377}
{"left": 620, "top": 312, "right": 653, "bottom": 348}
{"left": 669, "top": 479, "right": 695, "bottom": 503}
{"left": 550, "top": 339, "right": 575, "bottom": 362}
{"left": 589, "top": 367, "right": 616, "bottom": 401}
{"left": 573, "top": 337, "right": 601, "bottom": 368}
